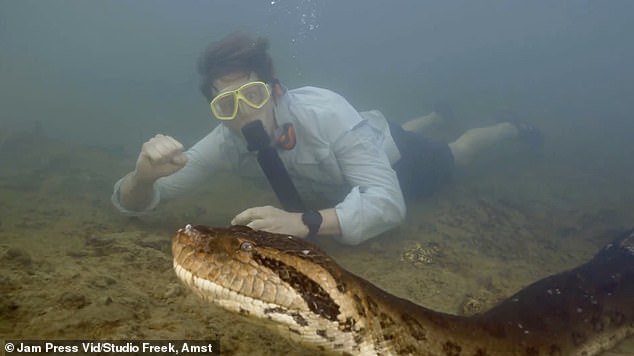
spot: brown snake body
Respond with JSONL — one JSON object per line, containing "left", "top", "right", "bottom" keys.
{"left": 172, "top": 225, "right": 634, "bottom": 355}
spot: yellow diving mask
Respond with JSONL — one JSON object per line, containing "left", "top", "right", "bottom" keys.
{"left": 210, "top": 81, "right": 271, "bottom": 120}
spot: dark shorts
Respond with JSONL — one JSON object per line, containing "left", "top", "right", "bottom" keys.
{"left": 388, "top": 121, "right": 455, "bottom": 199}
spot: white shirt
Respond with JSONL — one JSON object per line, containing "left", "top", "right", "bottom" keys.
{"left": 112, "top": 86, "right": 406, "bottom": 245}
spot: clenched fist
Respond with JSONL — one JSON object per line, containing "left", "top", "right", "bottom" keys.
{"left": 134, "top": 134, "right": 188, "bottom": 183}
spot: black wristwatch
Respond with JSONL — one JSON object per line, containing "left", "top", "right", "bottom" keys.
{"left": 301, "top": 210, "right": 322, "bottom": 239}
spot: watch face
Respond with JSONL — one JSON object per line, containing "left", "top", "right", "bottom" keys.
{"left": 302, "top": 210, "right": 322, "bottom": 228}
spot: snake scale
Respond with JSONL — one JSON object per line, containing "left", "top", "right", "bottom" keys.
{"left": 172, "top": 224, "right": 634, "bottom": 355}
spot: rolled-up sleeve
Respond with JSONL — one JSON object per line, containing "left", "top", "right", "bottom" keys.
{"left": 332, "top": 122, "right": 406, "bottom": 245}
{"left": 287, "top": 88, "right": 406, "bottom": 245}
{"left": 111, "top": 177, "right": 162, "bottom": 216}
{"left": 111, "top": 127, "right": 229, "bottom": 215}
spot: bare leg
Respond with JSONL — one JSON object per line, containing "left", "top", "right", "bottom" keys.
{"left": 401, "top": 112, "right": 443, "bottom": 134}
{"left": 448, "top": 122, "right": 519, "bottom": 167}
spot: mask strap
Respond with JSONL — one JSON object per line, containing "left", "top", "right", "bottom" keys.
{"left": 269, "top": 78, "right": 284, "bottom": 100}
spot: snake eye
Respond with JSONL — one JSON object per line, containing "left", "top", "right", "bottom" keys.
{"left": 240, "top": 241, "right": 254, "bottom": 252}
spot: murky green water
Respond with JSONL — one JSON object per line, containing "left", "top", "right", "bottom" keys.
{"left": 1, "top": 122, "right": 632, "bottom": 354}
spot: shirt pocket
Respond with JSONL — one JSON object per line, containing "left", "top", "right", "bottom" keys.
{"left": 292, "top": 147, "right": 345, "bottom": 186}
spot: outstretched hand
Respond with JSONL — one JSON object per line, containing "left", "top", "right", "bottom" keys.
{"left": 231, "top": 205, "right": 309, "bottom": 238}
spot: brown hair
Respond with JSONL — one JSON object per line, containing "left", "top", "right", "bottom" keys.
{"left": 197, "top": 33, "right": 276, "bottom": 102}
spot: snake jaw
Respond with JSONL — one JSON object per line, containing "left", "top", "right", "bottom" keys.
{"left": 172, "top": 225, "right": 376, "bottom": 352}
{"left": 173, "top": 229, "right": 304, "bottom": 311}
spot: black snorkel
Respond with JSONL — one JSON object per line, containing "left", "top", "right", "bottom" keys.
{"left": 241, "top": 120, "right": 305, "bottom": 213}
